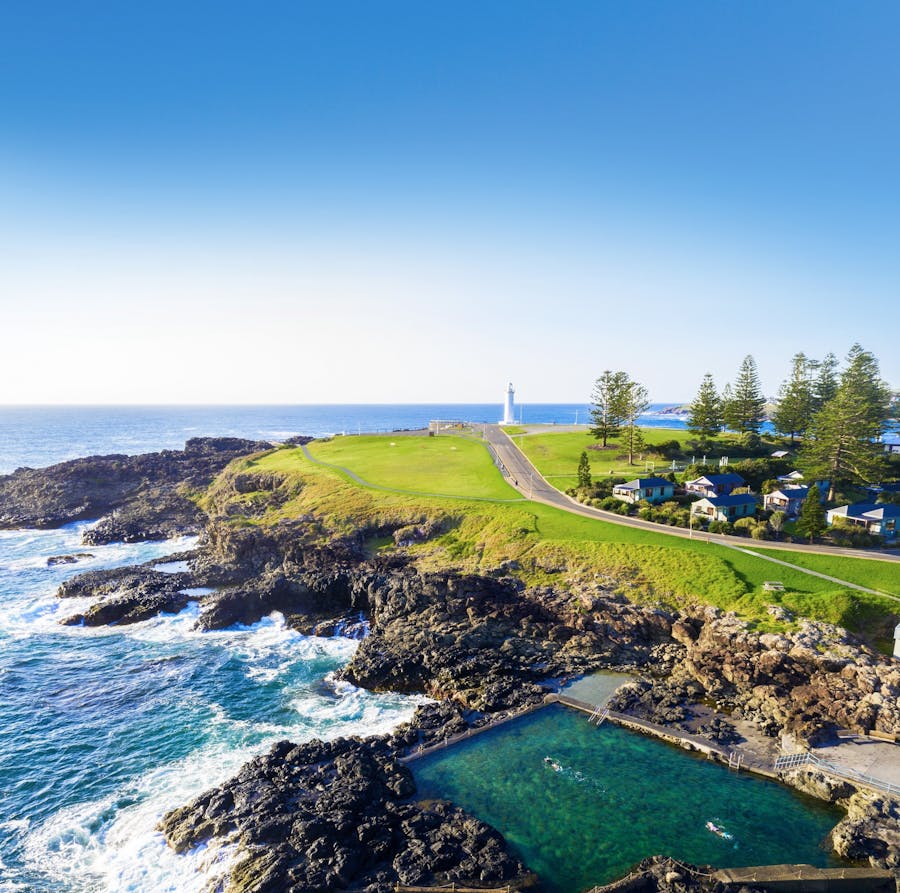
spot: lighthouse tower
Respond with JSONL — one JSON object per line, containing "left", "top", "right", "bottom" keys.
{"left": 501, "top": 382, "right": 515, "bottom": 425}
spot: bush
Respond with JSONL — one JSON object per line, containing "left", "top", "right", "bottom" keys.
{"left": 733, "top": 517, "right": 757, "bottom": 536}
{"left": 599, "top": 496, "right": 622, "bottom": 511}
{"left": 646, "top": 439, "right": 683, "bottom": 459}
{"left": 750, "top": 524, "right": 771, "bottom": 540}
{"left": 707, "top": 520, "right": 732, "bottom": 534}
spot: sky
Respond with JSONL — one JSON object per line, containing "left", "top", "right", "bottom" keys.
{"left": 1, "top": 1, "right": 898, "bottom": 404}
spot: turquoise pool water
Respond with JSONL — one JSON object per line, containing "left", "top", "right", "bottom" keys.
{"left": 413, "top": 705, "right": 842, "bottom": 892}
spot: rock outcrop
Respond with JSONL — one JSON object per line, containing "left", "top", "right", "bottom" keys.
{"left": 0, "top": 437, "right": 269, "bottom": 542}
{"left": 158, "top": 736, "right": 534, "bottom": 893}
{"left": 57, "top": 562, "right": 196, "bottom": 626}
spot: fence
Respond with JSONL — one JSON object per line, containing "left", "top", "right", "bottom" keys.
{"left": 774, "top": 751, "right": 900, "bottom": 797}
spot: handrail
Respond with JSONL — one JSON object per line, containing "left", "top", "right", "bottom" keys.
{"left": 775, "top": 751, "right": 900, "bottom": 796}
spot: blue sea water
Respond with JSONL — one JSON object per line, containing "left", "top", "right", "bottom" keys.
{"left": 0, "top": 406, "right": 456, "bottom": 891}
{"left": 0, "top": 403, "right": 691, "bottom": 474}
{"left": 0, "top": 404, "right": 786, "bottom": 892}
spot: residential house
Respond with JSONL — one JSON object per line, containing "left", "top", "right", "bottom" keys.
{"left": 763, "top": 486, "right": 812, "bottom": 517}
{"left": 612, "top": 476, "right": 675, "bottom": 505}
{"left": 691, "top": 493, "right": 758, "bottom": 523}
{"left": 770, "top": 450, "right": 790, "bottom": 459}
{"left": 776, "top": 470, "right": 805, "bottom": 486}
{"left": 684, "top": 472, "right": 746, "bottom": 498}
{"left": 826, "top": 503, "right": 900, "bottom": 538}
{"left": 883, "top": 436, "right": 900, "bottom": 455}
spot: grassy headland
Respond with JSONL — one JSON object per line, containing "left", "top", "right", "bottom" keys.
{"left": 204, "top": 434, "right": 899, "bottom": 648}
{"left": 508, "top": 425, "right": 737, "bottom": 488}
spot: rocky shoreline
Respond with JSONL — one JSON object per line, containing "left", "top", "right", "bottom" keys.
{"left": 5, "top": 441, "right": 899, "bottom": 891}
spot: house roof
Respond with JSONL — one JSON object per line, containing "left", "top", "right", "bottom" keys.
{"left": 614, "top": 476, "right": 673, "bottom": 490}
{"left": 688, "top": 473, "right": 746, "bottom": 487}
{"left": 766, "top": 487, "right": 810, "bottom": 501}
{"left": 700, "top": 493, "right": 758, "bottom": 507}
{"left": 771, "top": 450, "right": 790, "bottom": 458}
{"left": 831, "top": 502, "right": 900, "bottom": 521}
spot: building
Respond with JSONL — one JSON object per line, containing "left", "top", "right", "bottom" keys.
{"left": 771, "top": 450, "right": 790, "bottom": 459}
{"left": 691, "top": 493, "right": 758, "bottom": 523}
{"left": 826, "top": 503, "right": 900, "bottom": 538}
{"left": 776, "top": 470, "right": 805, "bottom": 486}
{"left": 684, "top": 472, "right": 746, "bottom": 498}
{"left": 883, "top": 436, "right": 900, "bottom": 455}
{"left": 763, "top": 486, "right": 811, "bottom": 517}
{"left": 612, "top": 476, "right": 675, "bottom": 505}
{"left": 500, "top": 382, "right": 515, "bottom": 425}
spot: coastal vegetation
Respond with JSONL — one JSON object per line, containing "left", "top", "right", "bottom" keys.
{"left": 211, "top": 435, "right": 899, "bottom": 646}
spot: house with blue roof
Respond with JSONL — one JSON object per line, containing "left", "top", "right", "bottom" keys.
{"left": 763, "top": 486, "right": 813, "bottom": 517}
{"left": 611, "top": 476, "right": 675, "bottom": 505}
{"left": 690, "top": 493, "right": 758, "bottom": 523}
{"left": 685, "top": 472, "right": 746, "bottom": 498}
{"left": 826, "top": 503, "right": 900, "bottom": 538}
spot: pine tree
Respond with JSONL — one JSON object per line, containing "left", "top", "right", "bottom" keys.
{"left": 622, "top": 381, "right": 650, "bottom": 465}
{"left": 799, "top": 344, "right": 891, "bottom": 501}
{"left": 724, "top": 355, "right": 766, "bottom": 434}
{"left": 720, "top": 383, "right": 734, "bottom": 434}
{"left": 814, "top": 352, "right": 839, "bottom": 409}
{"left": 687, "top": 373, "right": 723, "bottom": 444}
{"left": 772, "top": 352, "right": 817, "bottom": 443}
{"left": 577, "top": 451, "right": 592, "bottom": 489}
{"left": 589, "top": 371, "right": 630, "bottom": 447}
{"left": 797, "top": 484, "right": 826, "bottom": 541}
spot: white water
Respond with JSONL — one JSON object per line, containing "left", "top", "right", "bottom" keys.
{"left": 0, "top": 524, "right": 430, "bottom": 892}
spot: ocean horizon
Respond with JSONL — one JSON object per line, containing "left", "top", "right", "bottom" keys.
{"left": 0, "top": 403, "right": 690, "bottom": 474}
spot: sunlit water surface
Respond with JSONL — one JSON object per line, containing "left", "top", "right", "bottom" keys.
{"left": 413, "top": 705, "right": 842, "bottom": 893}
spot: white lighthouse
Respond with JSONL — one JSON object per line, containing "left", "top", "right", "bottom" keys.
{"left": 501, "top": 382, "right": 515, "bottom": 425}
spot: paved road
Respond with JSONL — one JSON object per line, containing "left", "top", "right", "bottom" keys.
{"left": 482, "top": 425, "right": 900, "bottom": 596}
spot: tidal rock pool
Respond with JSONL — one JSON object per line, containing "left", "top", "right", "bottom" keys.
{"left": 413, "top": 704, "right": 843, "bottom": 892}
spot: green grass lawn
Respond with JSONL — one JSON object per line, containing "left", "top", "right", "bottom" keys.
{"left": 306, "top": 434, "right": 522, "bottom": 500}
{"left": 509, "top": 426, "right": 695, "bottom": 488}
{"left": 747, "top": 548, "right": 900, "bottom": 597}
{"left": 224, "top": 434, "right": 898, "bottom": 647}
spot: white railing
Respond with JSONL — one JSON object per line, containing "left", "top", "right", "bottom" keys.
{"left": 775, "top": 751, "right": 900, "bottom": 797}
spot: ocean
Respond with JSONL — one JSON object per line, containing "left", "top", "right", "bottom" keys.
{"left": 0, "top": 403, "right": 689, "bottom": 891}
{"left": 0, "top": 403, "right": 689, "bottom": 475}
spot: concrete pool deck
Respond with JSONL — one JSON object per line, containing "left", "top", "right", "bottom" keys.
{"left": 810, "top": 737, "right": 900, "bottom": 790}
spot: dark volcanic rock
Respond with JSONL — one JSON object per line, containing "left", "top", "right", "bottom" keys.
{"left": 57, "top": 564, "right": 195, "bottom": 626}
{"left": 0, "top": 436, "right": 269, "bottom": 542}
{"left": 46, "top": 552, "right": 95, "bottom": 566}
{"left": 158, "top": 736, "right": 533, "bottom": 893}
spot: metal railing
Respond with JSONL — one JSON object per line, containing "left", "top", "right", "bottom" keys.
{"left": 774, "top": 751, "right": 900, "bottom": 796}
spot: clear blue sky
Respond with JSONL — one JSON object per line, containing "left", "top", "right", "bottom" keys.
{"left": 1, "top": 1, "right": 897, "bottom": 403}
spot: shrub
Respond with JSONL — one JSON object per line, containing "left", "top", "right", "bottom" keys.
{"left": 599, "top": 496, "right": 622, "bottom": 511}
{"left": 707, "top": 520, "right": 732, "bottom": 534}
{"left": 646, "top": 439, "right": 683, "bottom": 459}
{"left": 750, "top": 524, "right": 771, "bottom": 540}
{"left": 733, "top": 517, "right": 757, "bottom": 535}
